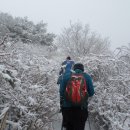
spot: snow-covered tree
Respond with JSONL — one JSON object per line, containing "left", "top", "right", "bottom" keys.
{"left": 56, "top": 22, "right": 111, "bottom": 58}
{"left": 0, "top": 12, "right": 55, "bottom": 45}
{"left": 79, "top": 45, "right": 130, "bottom": 130}
{"left": 0, "top": 39, "right": 59, "bottom": 130}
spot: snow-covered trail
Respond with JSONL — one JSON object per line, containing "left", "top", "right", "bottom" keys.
{"left": 52, "top": 113, "right": 97, "bottom": 130}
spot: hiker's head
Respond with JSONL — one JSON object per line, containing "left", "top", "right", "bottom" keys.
{"left": 66, "top": 56, "right": 71, "bottom": 60}
{"left": 73, "top": 63, "right": 84, "bottom": 72}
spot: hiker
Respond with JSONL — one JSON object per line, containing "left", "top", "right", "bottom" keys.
{"left": 60, "top": 63, "right": 94, "bottom": 130}
{"left": 57, "top": 56, "right": 74, "bottom": 85}
{"left": 59, "top": 56, "right": 74, "bottom": 75}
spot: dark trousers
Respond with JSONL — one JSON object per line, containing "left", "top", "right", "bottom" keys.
{"left": 62, "top": 108, "right": 88, "bottom": 130}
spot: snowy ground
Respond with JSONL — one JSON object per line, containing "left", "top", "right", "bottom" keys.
{"left": 52, "top": 113, "right": 97, "bottom": 130}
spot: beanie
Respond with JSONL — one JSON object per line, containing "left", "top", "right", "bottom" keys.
{"left": 73, "top": 63, "right": 84, "bottom": 71}
{"left": 66, "top": 56, "right": 71, "bottom": 60}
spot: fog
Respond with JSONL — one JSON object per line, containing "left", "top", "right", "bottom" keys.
{"left": 0, "top": 0, "right": 130, "bottom": 49}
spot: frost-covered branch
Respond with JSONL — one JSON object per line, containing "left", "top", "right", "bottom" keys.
{"left": 80, "top": 48, "right": 130, "bottom": 130}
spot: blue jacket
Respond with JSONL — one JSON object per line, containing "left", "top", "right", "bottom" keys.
{"left": 59, "top": 60, "right": 75, "bottom": 75}
{"left": 60, "top": 69, "right": 94, "bottom": 109}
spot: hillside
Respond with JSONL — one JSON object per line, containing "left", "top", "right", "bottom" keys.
{"left": 0, "top": 13, "right": 130, "bottom": 130}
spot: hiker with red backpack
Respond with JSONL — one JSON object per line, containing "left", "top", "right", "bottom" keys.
{"left": 60, "top": 63, "right": 94, "bottom": 130}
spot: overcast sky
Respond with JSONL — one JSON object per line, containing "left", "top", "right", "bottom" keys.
{"left": 0, "top": 0, "right": 130, "bottom": 50}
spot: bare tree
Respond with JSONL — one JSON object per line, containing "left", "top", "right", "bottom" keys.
{"left": 57, "top": 22, "right": 110, "bottom": 58}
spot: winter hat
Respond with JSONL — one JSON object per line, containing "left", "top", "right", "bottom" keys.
{"left": 66, "top": 56, "right": 71, "bottom": 60}
{"left": 73, "top": 63, "right": 84, "bottom": 71}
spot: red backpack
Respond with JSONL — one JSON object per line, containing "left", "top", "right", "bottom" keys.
{"left": 65, "top": 73, "right": 88, "bottom": 106}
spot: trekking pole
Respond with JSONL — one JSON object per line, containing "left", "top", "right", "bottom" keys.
{"left": 61, "top": 119, "right": 63, "bottom": 130}
{"left": 88, "top": 113, "right": 92, "bottom": 130}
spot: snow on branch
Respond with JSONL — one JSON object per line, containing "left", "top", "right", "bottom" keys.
{"left": 0, "top": 107, "right": 9, "bottom": 120}
{"left": 0, "top": 42, "right": 59, "bottom": 130}
{"left": 0, "top": 53, "right": 10, "bottom": 56}
{"left": 80, "top": 47, "right": 130, "bottom": 130}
